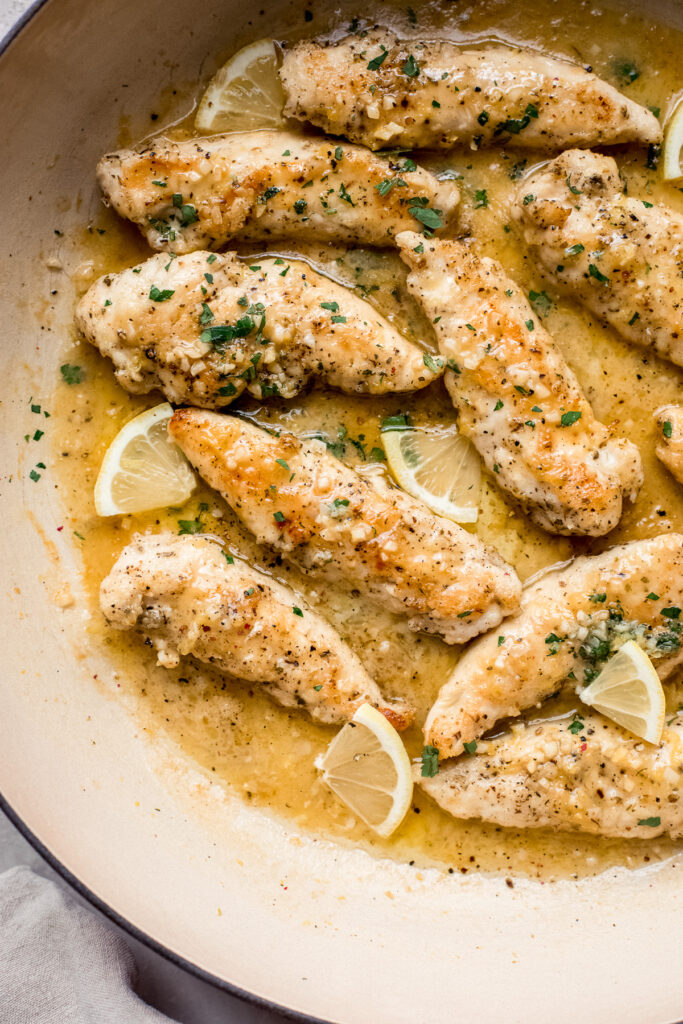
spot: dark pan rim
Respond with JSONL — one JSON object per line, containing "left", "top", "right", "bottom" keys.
{"left": 0, "top": 4, "right": 328, "bottom": 1021}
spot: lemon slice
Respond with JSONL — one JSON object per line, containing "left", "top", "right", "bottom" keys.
{"left": 662, "top": 100, "right": 683, "bottom": 182}
{"left": 382, "top": 424, "right": 481, "bottom": 523}
{"left": 316, "top": 703, "right": 413, "bottom": 838}
{"left": 579, "top": 639, "right": 665, "bottom": 744}
{"left": 195, "top": 38, "right": 285, "bottom": 135}
{"left": 94, "top": 403, "right": 196, "bottom": 516}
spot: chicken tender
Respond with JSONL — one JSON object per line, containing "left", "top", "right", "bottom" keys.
{"left": 100, "top": 532, "right": 413, "bottom": 729}
{"left": 397, "top": 231, "right": 642, "bottom": 536}
{"left": 514, "top": 150, "right": 683, "bottom": 365}
{"left": 75, "top": 251, "right": 442, "bottom": 406}
{"left": 280, "top": 32, "right": 661, "bottom": 151}
{"left": 97, "top": 129, "right": 459, "bottom": 253}
{"left": 655, "top": 406, "right": 683, "bottom": 485}
{"left": 420, "top": 711, "right": 683, "bottom": 839}
{"left": 168, "top": 409, "right": 522, "bottom": 644}
{"left": 425, "top": 533, "right": 683, "bottom": 758}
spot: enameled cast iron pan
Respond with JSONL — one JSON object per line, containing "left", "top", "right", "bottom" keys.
{"left": 1, "top": 1, "right": 683, "bottom": 1020}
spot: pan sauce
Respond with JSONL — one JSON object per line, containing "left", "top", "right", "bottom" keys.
{"left": 50, "top": 0, "right": 683, "bottom": 879}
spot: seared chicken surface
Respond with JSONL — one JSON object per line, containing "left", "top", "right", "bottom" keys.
{"left": 280, "top": 32, "right": 661, "bottom": 152}
{"left": 420, "top": 712, "right": 683, "bottom": 839}
{"left": 100, "top": 533, "right": 413, "bottom": 729}
{"left": 75, "top": 251, "right": 441, "bottom": 406}
{"left": 168, "top": 409, "right": 522, "bottom": 643}
{"left": 514, "top": 150, "right": 683, "bottom": 365}
{"left": 655, "top": 406, "right": 683, "bottom": 485}
{"left": 97, "top": 130, "right": 459, "bottom": 253}
{"left": 425, "top": 534, "right": 683, "bottom": 758}
{"left": 397, "top": 232, "right": 642, "bottom": 536}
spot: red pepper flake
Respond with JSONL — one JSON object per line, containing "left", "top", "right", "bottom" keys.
{"left": 580, "top": 742, "right": 587, "bottom": 752}
{"left": 244, "top": 623, "right": 251, "bottom": 630}
{"left": 57, "top": 525, "right": 63, "bottom": 531}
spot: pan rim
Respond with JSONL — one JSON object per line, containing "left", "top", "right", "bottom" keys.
{"left": 0, "top": 789, "right": 330, "bottom": 1023}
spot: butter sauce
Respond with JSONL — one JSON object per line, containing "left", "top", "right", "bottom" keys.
{"left": 52, "top": 0, "right": 683, "bottom": 878}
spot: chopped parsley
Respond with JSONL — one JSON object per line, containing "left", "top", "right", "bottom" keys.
{"left": 522, "top": 193, "right": 536, "bottom": 205}
{"left": 567, "top": 715, "right": 584, "bottom": 735}
{"left": 320, "top": 301, "right": 340, "bottom": 312}
{"left": 560, "top": 410, "right": 582, "bottom": 427}
{"left": 529, "top": 290, "right": 552, "bottom": 317}
{"left": 494, "top": 399, "right": 504, "bottom": 411}
{"left": 60, "top": 364, "right": 84, "bottom": 385}
{"left": 149, "top": 285, "right": 174, "bottom": 302}
{"left": 177, "top": 517, "right": 203, "bottom": 535}
{"left": 463, "top": 741, "right": 477, "bottom": 755}
{"left": 421, "top": 745, "right": 439, "bottom": 777}
{"left": 401, "top": 54, "right": 420, "bottom": 77}
{"left": 367, "top": 47, "right": 388, "bottom": 71}
{"left": 663, "top": 420, "right": 673, "bottom": 439}
{"left": 588, "top": 263, "right": 610, "bottom": 285}
{"left": 408, "top": 200, "right": 444, "bottom": 230}
{"left": 294, "top": 198, "right": 307, "bottom": 214}
{"left": 612, "top": 58, "right": 640, "bottom": 85}
{"left": 638, "top": 816, "right": 661, "bottom": 828}
{"left": 292, "top": 606, "right": 304, "bottom": 617}
{"left": 473, "top": 188, "right": 489, "bottom": 209}
{"left": 423, "top": 352, "right": 444, "bottom": 372}
{"left": 494, "top": 102, "right": 539, "bottom": 136}
{"left": 381, "top": 412, "right": 412, "bottom": 432}
{"left": 273, "top": 511, "right": 286, "bottom": 523}
{"left": 565, "top": 243, "right": 585, "bottom": 257}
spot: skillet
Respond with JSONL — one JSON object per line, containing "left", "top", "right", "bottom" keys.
{"left": 1, "top": 0, "right": 683, "bottom": 1020}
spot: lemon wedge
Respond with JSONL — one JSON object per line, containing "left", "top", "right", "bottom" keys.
{"left": 195, "top": 38, "right": 285, "bottom": 135}
{"left": 662, "top": 100, "right": 683, "bottom": 182}
{"left": 579, "top": 639, "right": 665, "bottom": 744}
{"left": 316, "top": 703, "right": 413, "bottom": 838}
{"left": 382, "top": 423, "right": 481, "bottom": 523}
{"left": 94, "top": 403, "right": 196, "bottom": 516}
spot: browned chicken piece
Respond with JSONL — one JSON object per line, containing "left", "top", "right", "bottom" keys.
{"left": 514, "top": 150, "right": 683, "bottom": 365}
{"left": 420, "top": 711, "right": 683, "bottom": 839}
{"left": 425, "top": 533, "right": 683, "bottom": 758}
{"left": 100, "top": 532, "right": 413, "bottom": 729}
{"left": 396, "top": 231, "right": 642, "bottom": 536}
{"left": 75, "top": 251, "right": 442, "bottom": 406}
{"left": 97, "top": 129, "right": 459, "bottom": 253}
{"left": 654, "top": 406, "right": 683, "bottom": 485}
{"left": 168, "top": 409, "right": 522, "bottom": 644}
{"left": 280, "top": 31, "right": 661, "bottom": 151}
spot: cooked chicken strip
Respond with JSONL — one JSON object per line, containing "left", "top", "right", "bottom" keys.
{"left": 75, "top": 251, "right": 441, "bottom": 406}
{"left": 425, "top": 533, "right": 683, "bottom": 758}
{"left": 97, "top": 130, "right": 458, "bottom": 253}
{"left": 280, "top": 32, "right": 661, "bottom": 152}
{"left": 168, "top": 409, "right": 522, "bottom": 643}
{"left": 100, "top": 532, "right": 413, "bottom": 729}
{"left": 514, "top": 150, "right": 683, "bottom": 365}
{"left": 420, "top": 712, "right": 683, "bottom": 838}
{"left": 397, "top": 232, "right": 642, "bottom": 536}
{"left": 655, "top": 406, "right": 683, "bottom": 484}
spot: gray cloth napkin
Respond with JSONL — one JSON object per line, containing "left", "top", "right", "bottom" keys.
{"left": 0, "top": 865, "right": 174, "bottom": 1023}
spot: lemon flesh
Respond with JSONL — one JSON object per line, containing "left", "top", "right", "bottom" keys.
{"left": 382, "top": 424, "right": 481, "bottom": 523}
{"left": 94, "top": 403, "right": 196, "bottom": 516}
{"left": 580, "top": 639, "right": 665, "bottom": 744}
{"left": 662, "top": 100, "right": 683, "bottom": 182}
{"left": 195, "top": 38, "right": 285, "bottom": 135}
{"left": 317, "top": 704, "right": 413, "bottom": 838}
